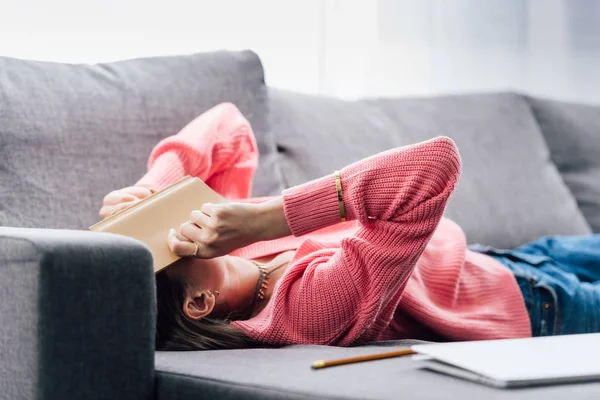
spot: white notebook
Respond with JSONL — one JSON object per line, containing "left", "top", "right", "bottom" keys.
{"left": 412, "top": 333, "right": 600, "bottom": 388}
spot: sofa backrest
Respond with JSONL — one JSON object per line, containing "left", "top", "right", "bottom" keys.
{"left": 268, "top": 89, "right": 592, "bottom": 248}
{"left": 0, "top": 51, "right": 278, "bottom": 229}
{"left": 2, "top": 50, "right": 596, "bottom": 250}
{"left": 527, "top": 96, "right": 600, "bottom": 233}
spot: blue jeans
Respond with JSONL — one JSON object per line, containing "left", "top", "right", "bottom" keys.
{"left": 470, "top": 235, "right": 600, "bottom": 336}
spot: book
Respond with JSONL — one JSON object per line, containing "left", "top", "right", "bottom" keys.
{"left": 411, "top": 333, "right": 600, "bottom": 388}
{"left": 89, "top": 176, "right": 227, "bottom": 273}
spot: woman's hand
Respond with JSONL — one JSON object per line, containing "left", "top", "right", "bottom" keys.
{"left": 99, "top": 186, "right": 154, "bottom": 219}
{"left": 168, "top": 197, "right": 292, "bottom": 259}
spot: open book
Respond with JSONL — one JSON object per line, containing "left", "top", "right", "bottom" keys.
{"left": 89, "top": 176, "right": 227, "bottom": 273}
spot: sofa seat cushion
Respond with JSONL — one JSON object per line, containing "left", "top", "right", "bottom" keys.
{"left": 155, "top": 341, "right": 600, "bottom": 400}
{"left": 527, "top": 96, "right": 600, "bottom": 232}
{"left": 0, "top": 51, "right": 280, "bottom": 229}
{"left": 269, "top": 90, "right": 591, "bottom": 249}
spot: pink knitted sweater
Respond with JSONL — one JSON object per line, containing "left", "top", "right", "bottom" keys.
{"left": 138, "top": 103, "right": 531, "bottom": 345}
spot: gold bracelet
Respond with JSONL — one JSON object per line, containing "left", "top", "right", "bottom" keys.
{"left": 334, "top": 171, "right": 346, "bottom": 222}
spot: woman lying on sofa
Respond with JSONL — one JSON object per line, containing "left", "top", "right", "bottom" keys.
{"left": 100, "top": 103, "right": 600, "bottom": 350}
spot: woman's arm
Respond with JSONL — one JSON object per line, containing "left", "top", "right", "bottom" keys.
{"left": 136, "top": 103, "right": 258, "bottom": 199}
{"left": 236, "top": 136, "right": 461, "bottom": 345}
{"left": 283, "top": 136, "right": 460, "bottom": 236}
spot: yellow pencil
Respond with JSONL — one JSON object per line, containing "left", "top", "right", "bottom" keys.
{"left": 312, "top": 348, "right": 416, "bottom": 369}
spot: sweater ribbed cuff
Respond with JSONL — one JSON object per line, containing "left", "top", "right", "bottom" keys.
{"left": 282, "top": 174, "right": 344, "bottom": 237}
{"left": 135, "top": 152, "right": 187, "bottom": 191}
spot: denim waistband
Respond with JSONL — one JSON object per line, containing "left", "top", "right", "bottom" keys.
{"left": 469, "top": 244, "right": 560, "bottom": 336}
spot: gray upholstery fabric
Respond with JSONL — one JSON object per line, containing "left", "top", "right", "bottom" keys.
{"left": 269, "top": 89, "right": 591, "bottom": 248}
{"left": 527, "top": 96, "right": 600, "bottom": 232}
{"left": 0, "top": 51, "right": 279, "bottom": 230}
{"left": 155, "top": 341, "right": 600, "bottom": 400}
{"left": 0, "top": 228, "right": 155, "bottom": 400}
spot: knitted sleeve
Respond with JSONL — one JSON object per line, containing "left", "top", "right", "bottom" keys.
{"left": 136, "top": 103, "right": 258, "bottom": 200}
{"left": 273, "top": 137, "right": 461, "bottom": 345}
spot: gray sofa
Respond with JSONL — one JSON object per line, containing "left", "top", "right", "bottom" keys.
{"left": 1, "top": 51, "right": 599, "bottom": 400}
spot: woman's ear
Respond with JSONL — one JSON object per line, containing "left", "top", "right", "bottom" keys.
{"left": 182, "top": 289, "right": 216, "bottom": 321}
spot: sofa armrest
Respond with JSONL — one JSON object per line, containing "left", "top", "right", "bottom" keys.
{"left": 0, "top": 228, "right": 155, "bottom": 400}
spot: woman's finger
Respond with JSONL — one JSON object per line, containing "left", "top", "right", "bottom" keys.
{"left": 99, "top": 205, "right": 114, "bottom": 219}
{"left": 179, "top": 221, "right": 204, "bottom": 243}
{"left": 168, "top": 228, "right": 199, "bottom": 257}
{"left": 112, "top": 200, "right": 139, "bottom": 214}
{"left": 103, "top": 191, "right": 137, "bottom": 206}
{"left": 173, "top": 229, "right": 193, "bottom": 243}
{"left": 123, "top": 186, "right": 154, "bottom": 199}
{"left": 99, "top": 199, "right": 139, "bottom": 219}
{"left": 189, "top": 210, "right": 212, "bottom": 228}
{"left": 200, "top": 203, "right": 220, "bottom": 217}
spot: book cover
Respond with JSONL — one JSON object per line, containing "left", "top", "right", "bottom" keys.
{"left": 90, "top": 176, "right": 227, "bottom": 273}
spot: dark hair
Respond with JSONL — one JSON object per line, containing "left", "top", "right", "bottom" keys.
{"left": 155, "top": 271, "right": 257, "bottom": 351}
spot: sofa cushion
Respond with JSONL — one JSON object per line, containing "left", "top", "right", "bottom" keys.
{"left": 269, "top": 90, "right": 591, "bottom": 249}
{"left": 155, "top": 341, "right": 600, "bottom": 400}
{"left": 0, "top": 51, "right": 281, "bottom": 229}
{"left": 527, "top": 96, "right": 600, "bottom": 232}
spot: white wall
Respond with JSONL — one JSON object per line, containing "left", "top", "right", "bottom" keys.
{"left": 0, "top": 0, "right": 326, "bottom": 93}
{"left": 1, "top": 0, "right": 599, "bottom": 103}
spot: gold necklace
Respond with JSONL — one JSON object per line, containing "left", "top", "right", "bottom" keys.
{"left": 227, "top": 259, "right": 288, "bottom": 322}
{"left": 251, "top": 259, "right": 287, "bottom": 301}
